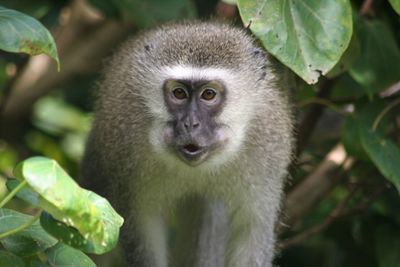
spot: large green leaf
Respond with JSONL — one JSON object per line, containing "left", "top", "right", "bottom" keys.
{"left": 237, "top": 0, "right": 352, "bottom": 84}
{"left": 45, "top": 243, "right": 96, "bottom": 267}
{"left": 0, "top": 250, "right": 25, "bottom": 267}
{"left": 389, "top": 0, "right": 400, "bottom": 15}
{"left": 0, "top": 6, "right": 59, "bottom": 66}
{"left": 349, "top": 19, "right": 400, "bottom": 97}
{"left": 13, "top": 157, "right": 124, "bottom": 254}
{"left": 360, "top": 127, "right": 400, "bottom": 193}
{"left": 40, "top": 192, "right": 122, "bottom": 254}
{"left": 0, "top": 208, "right": 57, "bottom": 257}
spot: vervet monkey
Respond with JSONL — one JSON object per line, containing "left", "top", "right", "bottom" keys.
{"left": 83, "top": 21, "right": 293, "bottom": 267}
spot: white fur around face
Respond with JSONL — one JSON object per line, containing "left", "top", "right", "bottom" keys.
{"left": 161, "top": 65, "right": 235, "bottom": 83}
{"left": 146, "top": 65, "right": 254, "bottom": 172}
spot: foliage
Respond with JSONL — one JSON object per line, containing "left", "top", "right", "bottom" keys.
{"left": 238, "top": 0, "right": 353, "bottom": 84}
{"left": 0, "top": 6, "right": 59, "bottom": 68}
{"left": 0, "top": 0, "right": 399, "bottom": 267}
{"left": 0, "top": 156, "right": 122, "bottom": 266}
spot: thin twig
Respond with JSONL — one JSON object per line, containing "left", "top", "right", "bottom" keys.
{"left": 372, "top": 98, "right": 400, "bottom": 131}
{"left": 298, "top": 97, "right": 350, "bottom": 117}
{"left": 360, "top": 0, "right": 374, "bottom": 16}
{"left": 0, "top": 180, "right": 27, "bottom": 208}
{"left": 284, "top": 144, "right": 354, "bottom": 228}
{"left": 281, "top": 183, "right": 387, "bottom": 249}
{"left": 280, "top": 186, "right": 358, "bottom": 249}
{"left": 295, "top": 78, "right": 336, "bottom": 157}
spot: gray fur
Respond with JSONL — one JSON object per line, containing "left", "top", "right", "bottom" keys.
{"left": 82, "top": 21, "right": 293, "bottom": 267}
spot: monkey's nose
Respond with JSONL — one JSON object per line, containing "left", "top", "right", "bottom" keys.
{"left": 181, "top": 114, "right": 201, "bottom": 134}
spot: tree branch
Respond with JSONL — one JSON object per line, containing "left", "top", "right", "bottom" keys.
{"left": 295, "top": 78, "right": 336, "bottom": 157}
{"left": 283, "top": 144, "right": 354, "bottom": 228}
{"left": 280, "top": 184, "right": 357, "bottom": 249}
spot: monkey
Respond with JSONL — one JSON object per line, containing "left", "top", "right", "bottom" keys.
{"left": 82, "top": 21, "right": 293, "bottom": 267}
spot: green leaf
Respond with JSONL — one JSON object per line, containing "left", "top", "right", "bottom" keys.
{"left": 13, "top": 157, "right": 124, "bottom": 254}
{"left": 327, "top": 31, "right": 360, "bottom": 78}
{"left": 389, "top": 0, "right": 400, "bottom": 15}
{"left": 0, "top": 208, "right": 57, "bottom": 257}
{"left": 349, "top": 19, "right": 400, "bottom": 97}
{"left": 341, "top": 115, "right": 369, "bottom": 161}
{"left": 237, "top": 0, "right": 353, "bottom": 84}
{"left": 360, "top": 127, "right": 400, "bottom": 193}
{"left": 0, "top": 6, "right": 59, "bottom": 66}
{"left": 0, "top": 250, "right": 26, "bottom": 267}
{"left": 40, "top": 212, "right": 96, "bottom": 252}
{"left": 331, "top": 74, "right": 365, "bottom": 99}
{"left": 341, "top": 100, "right": 388, "bottom": 160}
{"left": 46, "top": 243, "right": 96, "bottom": 267}
{"left": 29, "top": 260, "right": 47, "bottom": 267}
{"left": 40, "top": 189, "right": 121, "bottom": 254}
{"left": 33, "top": 96, "right": 92, "bottom": 135}
{"left": 41, "top": 205, "right": 121, "bottom": 254}
{"left": 6, "top": 179, "right": 41, "bottom": 206}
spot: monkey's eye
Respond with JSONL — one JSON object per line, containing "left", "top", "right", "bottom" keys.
{"left": 172, "top": 88, "right": 187, "bottom": 100}
{"left": 201, "top": 88, "right": 217, "bottom": 101}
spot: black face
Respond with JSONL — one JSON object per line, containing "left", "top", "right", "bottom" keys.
{"left": 163, "top": 79, "right": 227, "bottom": 166}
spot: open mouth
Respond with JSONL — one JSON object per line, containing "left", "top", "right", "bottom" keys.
{"left": 179, "top": 143, "right": 207, "bottom": 164}
{"left": 183, "top": 144, "right": 202, "bottom": 154}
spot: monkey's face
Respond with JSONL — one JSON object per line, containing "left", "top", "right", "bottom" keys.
{"left": 161, "top": 78, "right": 229, "bottom": 166}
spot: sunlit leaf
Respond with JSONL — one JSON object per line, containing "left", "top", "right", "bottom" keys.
{"left": 0, "top": 6, "right": 59, "bottom": 66}
{"left": 33, "top": 97, "right": 92, "bottom": 135}
{"left": 40, "top": 192, "right": 123, "bottom": 254}
{"left": 13, "top": 157, "right": 124, "bottom": 254}
{"left": 6, "top": 180, "right": 41, "bottom": 206}
{"left": 237, "top": 0, "right": 352, "bottom": 84}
